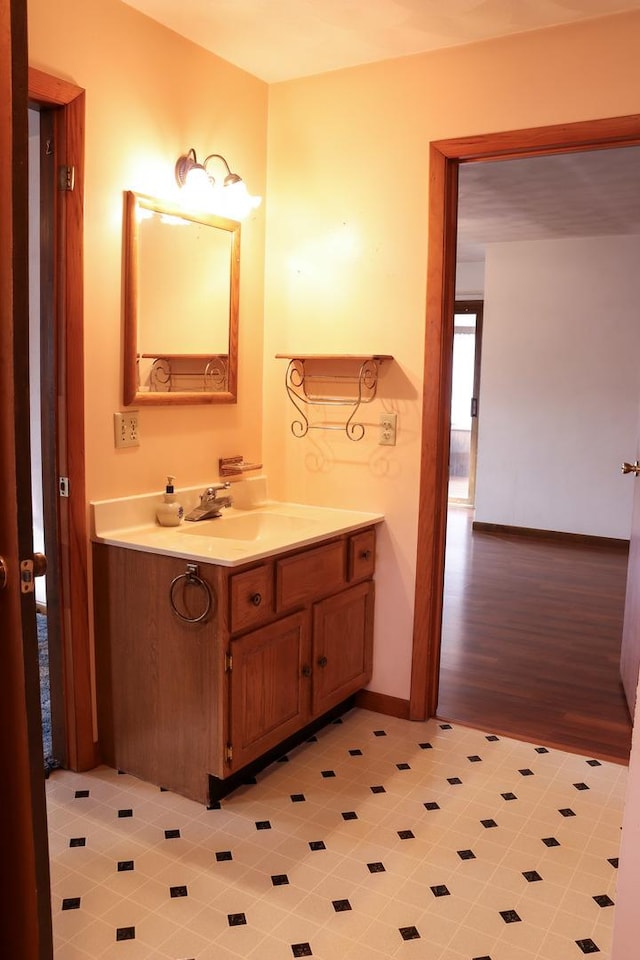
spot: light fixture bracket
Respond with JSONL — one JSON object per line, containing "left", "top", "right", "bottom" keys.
{"left": 174, "top": 147, "right": 201, "bottom": 188}
{"left": 174, "top": 146, "right": 261, "bottom": 218}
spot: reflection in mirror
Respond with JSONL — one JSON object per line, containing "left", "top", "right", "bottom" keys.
{"left": 123, "top": 191, "right": 240, "bottom": 405}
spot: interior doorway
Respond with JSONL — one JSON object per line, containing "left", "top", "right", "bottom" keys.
{"left": 436, "top": 146, "right": 640, "bottom": 757}
{"left": 448, "top": 300, "right": 482, "bottom": 505}
{"left": 410, "top": 114, "right": 640, "bottom": 733}
{"left": 28, "top": 68, "right": 95, "bottom": 773}
{"left": 28, "top": 105, "right": 66, "bottom": 770}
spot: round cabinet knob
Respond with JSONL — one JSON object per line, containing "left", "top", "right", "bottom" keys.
{"left": 301, "top": 664, "right": 312, "bottom": 678}
{"left": 250, "top": 592, "right": 262, "bottom": 607}
{"left": 317, "top": 656, "right": 328, "bottom": 668}
{"left": 0, "top": 556, "right": 7, "bottom": 591}
{"left": 360, "top": 550, "right": 371, "bottom": 560}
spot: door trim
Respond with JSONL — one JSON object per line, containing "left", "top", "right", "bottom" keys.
{"left": 410, "top": 114, "right": 640, "bottom": 721}
{"left": 28, "top": 68, "right": 96, "bottom": 770}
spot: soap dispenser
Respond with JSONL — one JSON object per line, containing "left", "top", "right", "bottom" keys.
{"left": 156, "top": 476, "right": 184, "bottom": 527}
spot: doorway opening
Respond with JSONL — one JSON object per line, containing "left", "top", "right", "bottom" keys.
{"left": 29, "top": 104, "right": 68, "bottom": 771}
{"left": 438, "top": 147, "right": 640, "bottom": 759}
{"left": 28, "top": 68, "right": 95, "bottom": 773}
{"left": 448, "top": 300, "right": 482, "bottom": 505}
{"left": 410, "top": 114, "right": 640, "bottom": 754}
{"left": 28, "top": 106, "right": 56, "bottom": 767}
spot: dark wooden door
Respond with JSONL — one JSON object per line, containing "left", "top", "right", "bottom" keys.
{"left": 0, "top": 1, "right": 53, "bottom": 955}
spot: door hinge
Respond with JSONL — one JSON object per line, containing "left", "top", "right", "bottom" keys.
{"left": 59, "top": 476, "right": 70, "bottom": 498}
{"left": 470, "top": 397, "right": 478, "bottom": 418}
{"left": 59, "top": 165, "right": 75, "bottom": 192}
{"left": 224, "top": 651, "right": 233, "bottom": 672}
{"left": 225, "top": 743, "right": 233, "bottom": 764}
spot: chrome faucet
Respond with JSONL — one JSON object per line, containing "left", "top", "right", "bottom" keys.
{"left": 184, "top": 482, "right": 233, "bottom": 521}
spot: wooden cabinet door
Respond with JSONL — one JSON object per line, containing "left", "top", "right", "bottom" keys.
{"left": 312, "top": 581, "right": 374, "bottom": 716}
{"left": 229, "top": 611, "right": 310, "bottom": 771}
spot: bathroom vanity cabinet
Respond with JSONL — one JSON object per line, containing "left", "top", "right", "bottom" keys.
{"left": 93, "top": 527, "right": 375, "bottom": 804}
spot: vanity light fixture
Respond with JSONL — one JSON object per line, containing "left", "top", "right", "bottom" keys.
{"left": 175, "top": 147, "right": 261, "bottom": 220}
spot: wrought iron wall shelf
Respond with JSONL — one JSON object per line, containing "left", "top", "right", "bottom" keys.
{"left": 139, "top": 354, "right": 228, "bottom": 393}
{"left": 275, "top": 354, "right": 393, "bottom": 441}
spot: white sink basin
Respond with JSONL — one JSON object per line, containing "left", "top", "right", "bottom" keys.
{"left": 179, "top": 511, "right": 311, "bottom": 542}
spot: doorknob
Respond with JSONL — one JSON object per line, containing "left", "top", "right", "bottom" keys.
{"left": 0, "top": 554, "right": 46, "bottom": 592}
{"left": 622, "top": 461, "right": 640, "bottom": 475}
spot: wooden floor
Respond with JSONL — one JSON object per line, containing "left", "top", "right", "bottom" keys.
{"left": 437, "top": 507, "right": 633, "bottom": 763}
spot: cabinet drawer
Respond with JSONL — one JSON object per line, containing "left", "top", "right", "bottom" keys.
{"left": 349, "top": 529, "right": 376, "bottom": 581}
{"left": 230, "top": 564, "right": 274, "bottom": 633}
{"left": 276, "top": 540, "right": 345, "bottom": 610}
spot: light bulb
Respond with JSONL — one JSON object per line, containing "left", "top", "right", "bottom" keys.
{"left": 180, "top": 166, "right": 213, "bottom": 210}
{"left": 220, "top": 180, "right": 262, "bottom": 220}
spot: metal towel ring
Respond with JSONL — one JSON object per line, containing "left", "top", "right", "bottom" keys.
{"left": 169, "top": 562, "right": 213, "bottom": 623}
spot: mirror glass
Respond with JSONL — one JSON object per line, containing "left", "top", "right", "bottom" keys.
{"left": 123, "top": 191, "right": 240, "bottom": 404}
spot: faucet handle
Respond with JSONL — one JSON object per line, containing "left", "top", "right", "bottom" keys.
{"left": 200, "top": 482, "right": 230, "bottom": 503}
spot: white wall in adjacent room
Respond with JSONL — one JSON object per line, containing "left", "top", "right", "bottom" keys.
{"left": 455, "top": 260, "right": 485, "bottom": 300}
{"left": 474, "top": 234, "right": 640, "bottom": 539}
{"left": 28, "top": 110, "right": 45, "bottom": 607}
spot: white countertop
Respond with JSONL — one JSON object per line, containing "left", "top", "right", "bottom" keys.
{"left": 91, "top": 484, "right": 384, "bottom": 567}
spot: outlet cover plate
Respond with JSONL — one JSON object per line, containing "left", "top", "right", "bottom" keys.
{"left": 379, "top": 412, "right": 397, "bottom": 446}
{"left": 114, "top": 411, "right": 140, "bottom": 448}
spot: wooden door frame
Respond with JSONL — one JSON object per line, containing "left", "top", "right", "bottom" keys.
{"left": 28, "top": 67, "right": 96, "bottom": 770}
{"left": 410, "top": 114, "right": 640, "bottom": 721}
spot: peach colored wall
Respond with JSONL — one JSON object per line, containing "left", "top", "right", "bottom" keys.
{"left": 28, "top": 0, "right": 268, "bottom": 501}
{"left": 263, "top": 10, "right": 640, "bottom": 700}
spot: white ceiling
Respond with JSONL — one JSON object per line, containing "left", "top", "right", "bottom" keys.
{"left": 458, "top": 146, "right": 640, "bottom": 262}
{"left": 121, "top": 0, "right": 640, "bottom": 84}
{"left": 118, "top": 1, "right": 640, "bottom": 257}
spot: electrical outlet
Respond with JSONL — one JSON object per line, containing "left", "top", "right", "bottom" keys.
{"left": 114, "top": 410, "right": 140, "bottom": 448}
{"left": 379, "top": 411, "right": 397, "bottom": 446}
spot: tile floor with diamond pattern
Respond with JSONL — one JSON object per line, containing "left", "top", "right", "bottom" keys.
{"left": 46, "top": 709, "right": 626, "bottom": 959}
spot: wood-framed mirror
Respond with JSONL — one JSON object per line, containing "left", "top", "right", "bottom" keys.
{"left": 123, "top": 190, "right": 240, "bottom": 405}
